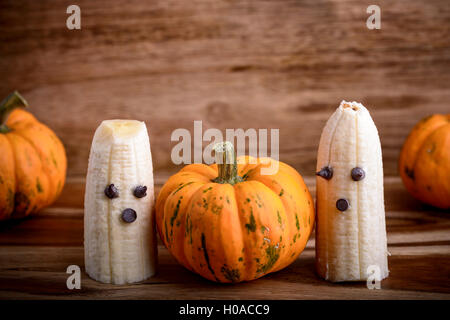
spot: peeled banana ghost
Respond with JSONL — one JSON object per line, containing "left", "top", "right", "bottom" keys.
{"left": 84, "top": 120, "right": 157, "bottom": 284}
{"left": 315, "top": 101, "right": 389, "bottom": 282}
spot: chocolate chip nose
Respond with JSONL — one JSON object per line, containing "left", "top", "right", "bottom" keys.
{"left": 121, "top": 208, "right": 137, "bottom": 223}
{"left": 336, "top": 198, "right": 349, "bottom": 212}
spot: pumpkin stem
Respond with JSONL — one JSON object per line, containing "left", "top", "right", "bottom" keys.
{"left": 0, "top": 91, "right": 28, "bottom": 133}
{"left": 212, "top": 141, "right": 243, "bottom": 185}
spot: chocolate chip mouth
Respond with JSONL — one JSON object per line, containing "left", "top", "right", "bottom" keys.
{"left": 336, "top": 198, "right": 349, "bottom": 212}
{"left": 121, "top": 208, "right": 137, "bottom": 223}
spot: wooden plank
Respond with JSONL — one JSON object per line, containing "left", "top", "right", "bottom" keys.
{"left": 0, "top": 177, "right": 447, "bottom": 247}
{"left": 0, "top": 177, "right": 449, "bottom": 299}
{"left": 0, "top": 246, "right": 449, "bottom": 300}
{"left": 1, "top": 0, "right": 449, "bottom": 178}
{"left": 39, "top": 175, "right": 433, "bottom": 210}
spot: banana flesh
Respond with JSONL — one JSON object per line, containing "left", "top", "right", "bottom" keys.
{"left": 84, "top": 120, "right": 157, "bottom": 284}
{"left": 316, "top": 101, "right": 389, "bottom": 282}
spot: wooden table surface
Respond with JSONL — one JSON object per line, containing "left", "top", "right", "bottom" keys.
{"left": 0, "top": 175, "right": 449, "bottom": 300}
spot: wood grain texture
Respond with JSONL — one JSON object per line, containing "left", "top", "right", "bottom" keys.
{"left": 0, "top": 177, "right": 449, "bottom": 299}
{"left": 1, "top": 0, "right": 449, "bottom": 178}
{"left": 0, "top": 0, "right": 449, "bottom": 300}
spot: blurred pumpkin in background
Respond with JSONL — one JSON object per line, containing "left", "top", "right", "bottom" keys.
{"left": 155, "top": 141, "right": 315, "bottom": 283}
{"left": 399, "top": 114, "right": 450, "bottom": 209}
{"left": 0, "top": 91, "right": 67, "bottom": 220}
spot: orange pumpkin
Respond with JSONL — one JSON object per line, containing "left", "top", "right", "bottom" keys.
{"left": 399, "top": 114, "right": 450, "bottom": 209}
{"left": 0, "top": 91, "right": 67, "bottom": 220}
{"left": 156, "top": 141, "right": 314, "bottom": 282}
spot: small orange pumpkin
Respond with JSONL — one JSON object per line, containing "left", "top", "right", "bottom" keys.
{"left": 0, "top": 91, "right": 67, "bottom": 220}
{"left": 399, "top": 114, "right": 450, "bottom": 209}
{"left": 156, "top": 141, "right": 315, "bottom": 282}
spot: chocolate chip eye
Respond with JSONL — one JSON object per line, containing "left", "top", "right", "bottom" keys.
{"left": 104, "top": 184, "right": 119, "bottom": 199}
{"left": 122, "top": 208, "right": 137, "bottom": 223}
{"left": 316, "top": 166, "right": 333, "bottom": 180}
{"left": 336, "top": 198, "right": 349, "bottom": 212}
{"left": 133, "top": 185, "right": 147, "bottom": 198}
{"left": 351, "top": 167, "right": 365, "bottom": 181}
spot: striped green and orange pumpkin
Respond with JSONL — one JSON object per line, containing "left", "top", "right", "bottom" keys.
{"left": 155, "top": 141, "right": 314, "bottom": 282}
{"left": 0, "top": 91, "right": 67, "bottom": 220}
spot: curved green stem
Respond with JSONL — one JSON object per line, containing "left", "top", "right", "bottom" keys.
{"left": 212, "top": 141, "right": 243, "bottom": 185}
{"left": 0, "top": 91, "right": 28, "bottom": 133}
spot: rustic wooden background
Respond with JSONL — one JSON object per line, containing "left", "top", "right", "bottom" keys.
{"left": 1, "top": 0, "right": 449, "bottom": 179}
{"left": 0, "top": 0, "right": 449, "bottom": 300}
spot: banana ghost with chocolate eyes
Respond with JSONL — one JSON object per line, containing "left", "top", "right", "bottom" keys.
{"left": 315, "top": 101, "right": 389, "bottom": 282}
{"left": 84, "top": 120, "right": 157, "bottom": 284}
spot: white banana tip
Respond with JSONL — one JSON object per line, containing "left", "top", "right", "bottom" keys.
{"left": 339, "top": 100, "right": 367, "bottom": 113}
{"left": 97, "top": 119, "right": 147, "bottom": 140}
